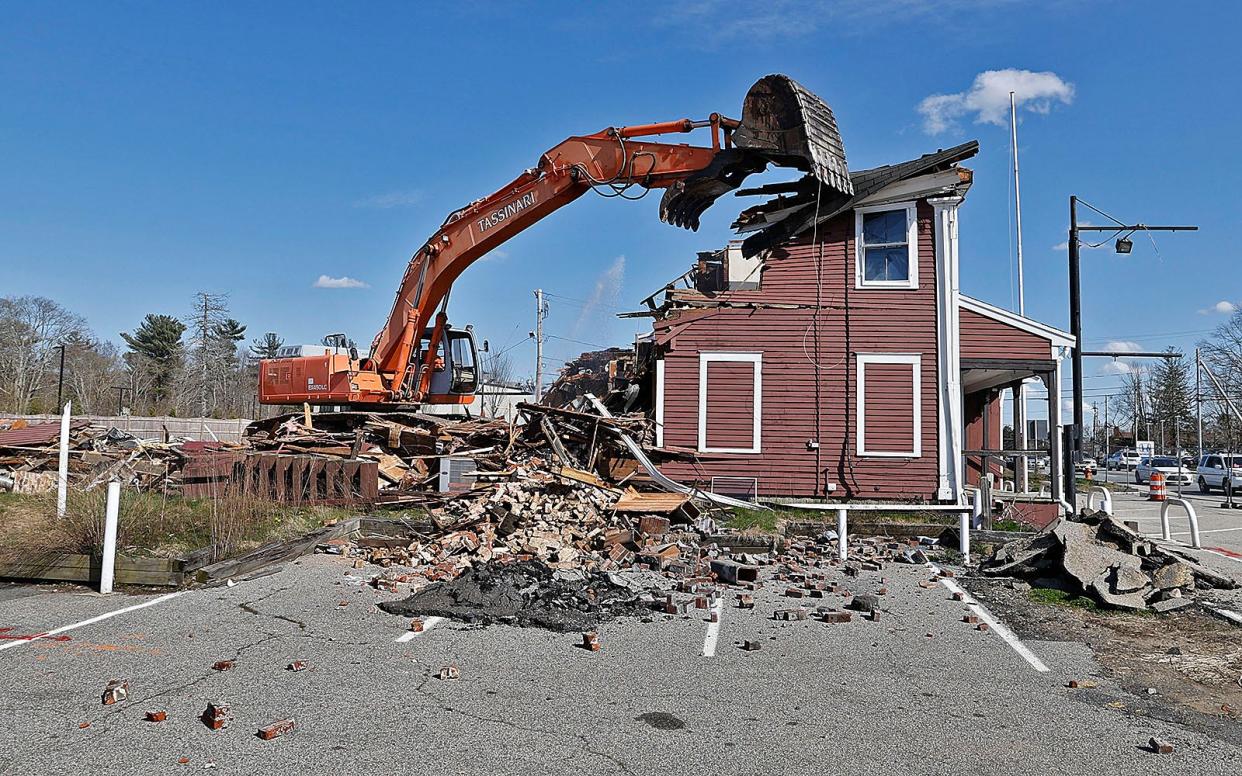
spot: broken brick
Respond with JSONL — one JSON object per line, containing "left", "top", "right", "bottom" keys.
{"left": 819, "top": 611, "right": 852, "bottom": 624}
{"left": 1068, "top": 679, "right": 1098, "bottom": 689}
{"left": 774, "top": 608, "right": 808, "bottom": 621}
{"left": 201, "top": 703, "right": 231, "bottom": 731}
{"left": 741, "top": 640, "right": 762, "bottom": 651}
{"left": 438, "top": 665, "right": 461, "bottom": 681}
{"left": 409, "top": 618, "right": 425, "bottom": 633}
{"left": 737, "top": 594, "right": 755, "bottom": 609}
{"left": 144, "top": 711, "right": 167, "bottom": 723}
{"left": 784, "top": 587, "right": 805, "bottom": 598}
{"left": 581, "top": 631, "right": 601, "bottom": 652}
{"left": 286, "top": 660, "right": 311, "bottom": 672}
{"left": 257, "top": 718, "right": 296, "bottom": 741}
{"left": 977, "top": 622, "right": 989, "bottom": 632}
{"left": 211, "top": 660, "right": 234, "bottom": 672}
{"left": 1148, "top": 737, "right": 1174, "bottom": 754}
{"left": 963, "top": 614, "right": 980, "bottom": 625}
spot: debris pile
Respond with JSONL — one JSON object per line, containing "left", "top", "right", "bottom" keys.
{"left": 0, "top": 419, "right": 183, "bottom": 494}
{"left": 981, "top": 515, "right": 1237, "bottom": 611}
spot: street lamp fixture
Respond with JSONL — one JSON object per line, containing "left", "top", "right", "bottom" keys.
{"left": 1114, "top": 237, "right": 1133, "bottom": 254}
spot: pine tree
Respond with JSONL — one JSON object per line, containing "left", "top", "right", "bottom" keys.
{"left": 1150, "top": 350, "right": 1194, "bottom": 453}
{"left": 120, "top": 313, "right": 186, "bottom": 408}
{"left": 249, "top": 332, "right": 284, "bottom": 359}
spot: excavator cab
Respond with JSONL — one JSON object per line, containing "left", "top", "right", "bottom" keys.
{"left": 420, "top": 326, "right": 479, "bottom": 403}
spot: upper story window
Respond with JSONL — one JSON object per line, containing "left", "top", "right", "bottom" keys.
{"left": 855, "top": 202, "right": 918, "bottom": 290}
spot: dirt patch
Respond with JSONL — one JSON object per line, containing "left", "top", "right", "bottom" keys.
{"left": 965, "top": 576, "right": 1242, "bottom": 730}
{"left": 378, "top": 561, "right": 662, "bottom": 632}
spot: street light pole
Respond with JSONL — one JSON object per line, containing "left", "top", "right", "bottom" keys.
{"left": 1066, "top": 196, "right": 1197, "bottom": 509}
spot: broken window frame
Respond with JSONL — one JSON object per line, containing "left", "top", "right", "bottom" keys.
{"left": 854, "top": 201, "right": 919, "bottom": 290}
{"left": 855, "top": 352, "right": 922, "bottom": 458}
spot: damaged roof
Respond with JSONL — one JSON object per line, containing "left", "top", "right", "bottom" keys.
{"left": 733, "top": 140, "right": 979, "bottom": 256}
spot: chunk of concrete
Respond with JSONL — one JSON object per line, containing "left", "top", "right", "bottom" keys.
{"left": 1152, "top": 562, "right": 1193, "bottom": 590}
{"left": 1151, "top": 597, "right": 1194, "bottom": 613}
{"left": 1090, "top": 575, "right": 1150, "bottom": 611}
{"left": 1055, "top": 521, "right": 1143, "bottom": 594}
{"left": 1111, "top": 564, "right": 1150, "bottom": 594}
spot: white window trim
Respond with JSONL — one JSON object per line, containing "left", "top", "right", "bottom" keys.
{"left": 855, "top": 201, "right": 919, "bottom": 290}
{"left": 856, "top": 353, "right": 922, "bottom": 458}
{"left": 698, "top": 352, "right": 761, "bottom": 454}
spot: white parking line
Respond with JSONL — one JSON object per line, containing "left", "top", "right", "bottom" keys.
{"left": 930, "top": 567, "right": 1049, "bottom": 673}
{"left": 701, "top": 598, "right": 724, "bottom": 657}
{"left": 395, "top": 616, "right": 443, "bottom": 642}
{"left": 0, "top": 591, "right": 187, "bottom": 653}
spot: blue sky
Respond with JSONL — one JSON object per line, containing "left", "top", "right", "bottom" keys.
{"left": 3, "top": 1, "right": 1239, "bottom": 417}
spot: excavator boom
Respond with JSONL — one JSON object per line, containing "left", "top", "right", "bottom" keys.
{"left": 259, "top": 74, "right": 849, "bottom": 409}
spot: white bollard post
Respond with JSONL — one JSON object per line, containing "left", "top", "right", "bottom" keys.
{"left": 100, "top": 481, "right": 120, "bottom": 594}
{"left": 959, "top": 511, "right": 971, "bottom": 565}
{"left": 57, "top": 401, "right": 72, "bottom": 519}
{"left": 836, "top": 508, "right": 848, "bottom": 561}
{"left": 970, "top": 487, "right": 983, "bottom": 529}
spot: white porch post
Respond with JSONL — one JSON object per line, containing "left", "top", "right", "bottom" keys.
{"left": 931, "top": 196, "right": 964, "bottom": 502}
{"left": 1049, "top": 353, "right": 1064, "bottom": 504}
{"left": 654, "top": 358, "right": 665, "bottom": 448}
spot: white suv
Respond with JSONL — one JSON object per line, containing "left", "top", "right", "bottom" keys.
{"left": 1197, "top": 454, "right": 1242, "bottom": 493}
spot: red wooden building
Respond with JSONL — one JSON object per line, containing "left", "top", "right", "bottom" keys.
{"left": 639, "top": 140, "right": 1073, "bottom": 514}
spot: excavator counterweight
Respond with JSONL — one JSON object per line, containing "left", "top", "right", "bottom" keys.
{"left": 259, "top": 74, "right": 848, "bottom": 409}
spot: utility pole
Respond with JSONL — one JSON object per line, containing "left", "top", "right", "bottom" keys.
{"left": 1196, "top": 347, "right": 1203, "bottom": 459}
{"left": 533, "top": 289, "right": 546, "bottom": 403}
{"left": 1066, "top": 196, "right": 1196, "bottom": 507}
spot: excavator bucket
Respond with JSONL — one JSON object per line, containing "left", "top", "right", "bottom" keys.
{"left": 660, "top": 74, "right": 851, "bottom": 231}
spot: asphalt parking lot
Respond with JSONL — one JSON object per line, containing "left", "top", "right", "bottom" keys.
{"left": 3, "top": 552, "right": 1241, "bottom": 775}
{"left": 1094, "top": 474, "right": 1242, "bottom": 559}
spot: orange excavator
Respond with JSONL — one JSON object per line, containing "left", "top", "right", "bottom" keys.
{"left": 258, "top": 74, "right": 851, "bottom": 409}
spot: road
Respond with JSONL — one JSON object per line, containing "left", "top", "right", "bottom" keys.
{"left": 2, "top": 553, "right": 1240, "bottom": 775}
{"left": 1091, "top": 470, "right": 1242, "bottom": 558}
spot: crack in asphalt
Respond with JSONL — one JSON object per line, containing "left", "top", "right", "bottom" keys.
{"left": 410, "top": 672, "right": 637, "bottom": 776}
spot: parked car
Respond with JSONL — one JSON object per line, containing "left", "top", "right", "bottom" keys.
{"left": 1107, "top": 450, "right": 1142, "bottom": 471}
{"left": 1197, "top": 454, "right": 1242, "bottom": 493}
{"left": 1134, "top": 456, "right": 1193, "bottom": 486}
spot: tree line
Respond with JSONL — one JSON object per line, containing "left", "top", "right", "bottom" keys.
{"left": 0, "top": 292, "right": 286, "bottom": 418}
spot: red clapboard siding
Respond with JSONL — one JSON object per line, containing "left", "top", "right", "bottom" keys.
{"left": 656, "top": 201, "right": 941, "bottom": 500}
{"left": 861, "top": 362, "right": 916, "bottom": 453}
{"left": 704, "top": 360, "right": 756, "bottom": 450}
{"left": 959, "top": 308, "right": 1050, "bottom": 360}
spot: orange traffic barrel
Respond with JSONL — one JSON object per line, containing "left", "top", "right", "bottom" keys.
{"left": 1149, "top": 471, "right": 1166, "bottom": 502}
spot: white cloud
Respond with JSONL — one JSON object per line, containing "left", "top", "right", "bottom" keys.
{"left": 1105, "top": 340, "right": 1144, "bottom": 353}
{"left": 353, "top": 190, "right": 425, "bottom": 209}
{"left": 313, "top": 274, "right": 369, "bottom": 289}
{"left": 481, "top": 249, "right": 509, "bottom": 263}
{"left": 1199, "top": 300, "right": 1238, "bottom": 315}
{"left": 1063, "top": 399, "right": 1094, "bottom": 416}
{"left": 1097, "top": 361, "right": 1133, "bottom": 376}
{"left": 918, "top": 69, "right": 1074, "bottom": 134}
{"left": 571, "top": 256, "right": 625, "bottom": 337}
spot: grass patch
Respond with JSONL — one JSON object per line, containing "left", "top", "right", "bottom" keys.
{"left": 721, "top": 507, "right": 782, "bottom": 534}
{"left": 0, "top": 489, "right": 358, "bottom": 566}
{"left": 1028, "top": 586, "right": 1102, "bottom": 612}
{"left": 991, "top": 519, "right": 1028, "bottom": 533}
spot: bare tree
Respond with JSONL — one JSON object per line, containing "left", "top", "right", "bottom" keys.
{"left": 480, "top": 351, "right": 516, "bottom": 418}
{"left": 0, "top": 296, "right": 86, "bottom": 413}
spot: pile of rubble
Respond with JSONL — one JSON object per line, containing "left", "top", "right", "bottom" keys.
{"left": 0, "top": 418, "right": 184, "bottom": 494}
{"left": 981, "top": 514, "right": 1237, "bottom": 612}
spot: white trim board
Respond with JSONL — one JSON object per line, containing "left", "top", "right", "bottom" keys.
{"left": 960, "top": 295, "right": 1075, "bottom": 348}
{"left": 855, "top": 201, "right": 919, "bottom": 290}
{"left": 856, "top": 353, "right": 922, "bottom": 458}
{"left": 654, "top": 359, "right": 666, "bottom": 448}
{"left": 697, "top": 352, "right": 761, "bottom": 454}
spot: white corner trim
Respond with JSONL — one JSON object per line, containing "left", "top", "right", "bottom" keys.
{"left": 855, "top": 200, "right": 919, "bottom": 290}
{"left": 698, "top": 352, "right": 761, "bottom": 454}
{"left": 856, "top": 353, "right": 922, "bottom": 458}
{"left": 654, "top": 359, "right": 665, "bottom": 448}
{"left": 931, "top": 195, "right": 964, "bottom": 502}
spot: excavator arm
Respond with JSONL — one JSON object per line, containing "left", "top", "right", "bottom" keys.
{"left": 258, "top": 74, "right": 849, "bottom": 408}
